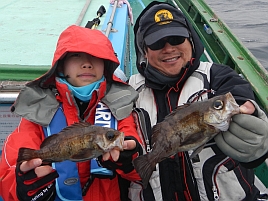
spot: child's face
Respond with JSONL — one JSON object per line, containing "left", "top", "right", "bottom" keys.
{"left": 62, "top": 52, "right": 104, "bottom": 87}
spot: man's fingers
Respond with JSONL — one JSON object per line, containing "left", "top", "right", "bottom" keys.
{"left": 240, "top": 101, "right": 255, "bottom": 114}
{"left": 20, "top": 158, "right": 42, "bottom": 172}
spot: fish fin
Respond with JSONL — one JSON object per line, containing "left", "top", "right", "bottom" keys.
{"left": 151, "top": 124, "right": 161, "bottom": 145}
{"left": 56, "top": 122, "right": 92, "bottom": 135}
{"left": 41, "top": 122, "right": 93, "bottom": 148}
{"left": 70, "top": 121, "right": 92, "bottom": 127}
{"left": 17, "top": 147, "right": 36, "bottom": 163}
{"left": 133, "top": 154, "right": 156, "bottom": 189}
{"left": 190, "top": 143, "right": 206, "bottom": 159}
{"left": 164, "top": 103, "right": 191, "bottom": 118}
{"left": 178, "top": 132, "right": 204, "bottom": 147}
{"left": 70, "top": 149, "right": 98, "bottom": 162}
{"left": 68, "top": 121, "right": 91, "bottom": 128}
{"left": 174, "top": 103, "right": 191, "bottom": 110}
{"left": 40, "top": 134, "right": 59, "bottom": 148}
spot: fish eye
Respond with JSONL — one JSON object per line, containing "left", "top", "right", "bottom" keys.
{"left": 106, "top": 131, "right": 115, "bottom": 141}
{"left": 213, "top": 100, "right": 224, "bottom": 110}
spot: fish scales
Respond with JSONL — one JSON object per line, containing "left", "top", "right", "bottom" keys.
{"left": 133, "top": 92, "right": 240, "bottom": 188}
{"left": 17, "top": 122, "right": 124, "bottom": 163}
{"left": 39, "top": 129, "right": 95, "bottom": 161}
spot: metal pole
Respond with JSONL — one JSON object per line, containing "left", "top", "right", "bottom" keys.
{"left": 105, "top": 0, "right": 118, "bottom": 37}
{"left": 75, "top": 0, "right": 92, "bottom": 25}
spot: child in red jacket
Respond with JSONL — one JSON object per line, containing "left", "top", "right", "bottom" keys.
{"left": 0, "top": 25, "right": 142, "bottom": 201}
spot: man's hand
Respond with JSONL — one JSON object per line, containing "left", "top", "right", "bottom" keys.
{"left": 16, "top": 158, "right": 59, "bottom": 201}
{"left": 214, "top": 100, "right": 268, "bottom": 162}
{"left": 239, "top": 100, "right": 255, "bottom": 114}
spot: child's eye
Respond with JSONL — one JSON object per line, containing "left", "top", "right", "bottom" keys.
{"left": 70, "top": 53, "right": 80, "bottom": 57}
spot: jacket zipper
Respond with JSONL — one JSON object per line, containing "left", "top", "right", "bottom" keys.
{"left": 135, "top": 108, "right": 151, "bottom": 153}
{"left": 211, "top": 157, "right": 229, "bottom": 201}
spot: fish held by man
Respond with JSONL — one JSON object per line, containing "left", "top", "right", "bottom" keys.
{"left": 133, "top": 92, "right": 240, "bottom": 188}
{"left": 17, "top": 122, "right": 124, "bottom": 163}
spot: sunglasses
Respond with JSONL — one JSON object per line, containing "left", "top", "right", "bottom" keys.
{"left": 146, "top": 36, "right": 186, "bottom": 51}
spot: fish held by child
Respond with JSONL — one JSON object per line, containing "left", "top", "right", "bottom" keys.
{"left": 133, "top": 92, "right": 240, "bottom": 188}
{"left": 17, "top": 122, "right": 124, "bottom": 163}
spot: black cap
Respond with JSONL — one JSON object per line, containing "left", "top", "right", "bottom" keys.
{"left": 139, "top": 4, "right": 189, "bottom": 45}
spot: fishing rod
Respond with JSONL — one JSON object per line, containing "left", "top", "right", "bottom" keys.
{"left": 85, "top": 5, "right": 106, "bottom": 29}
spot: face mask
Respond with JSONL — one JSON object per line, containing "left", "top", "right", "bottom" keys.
{"left": 58, "top": 76, "right": 105, "bottom": 102}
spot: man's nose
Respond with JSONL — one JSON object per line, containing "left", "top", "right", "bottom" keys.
{"left": 162, "top": 42, "right": 175, "bottom": 52}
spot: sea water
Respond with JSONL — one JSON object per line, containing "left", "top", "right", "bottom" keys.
{"left": 204, "top": 0, "right": 268, "bottom": 71}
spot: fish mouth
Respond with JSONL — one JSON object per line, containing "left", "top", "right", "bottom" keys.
{"left": 111, "top": 132, "right": 124, "bottom": 151}
{"left": 97, "top": 132, "right": 124, "bottom": 152}
{"left": 208, "top": 120, "right": 229, "bottom": 131}
{"left": 225, "top": 92, "right": 240, "bottom": 115}
{"left": 205, "top": 93, "right": 240, "bottom": 132}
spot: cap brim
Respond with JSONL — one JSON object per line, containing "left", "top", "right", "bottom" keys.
{"left": 144, "top": 26, "right": 189, "bottom": 45}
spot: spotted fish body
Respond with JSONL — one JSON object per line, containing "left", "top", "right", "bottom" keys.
{"left": 133, "top": 92, "right": 240, "bottom": 188}
{"left": 17, "top": 122, "right": 124, "bottom": 163}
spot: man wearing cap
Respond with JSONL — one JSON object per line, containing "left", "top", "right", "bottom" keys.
{"left": 129, "top": 1, "right": 268, "bottom": 200}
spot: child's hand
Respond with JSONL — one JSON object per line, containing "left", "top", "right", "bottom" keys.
{"left": 16, "top": 158, "right": 59, "bottom": 201}
{"left": 102, "top": 140, "right": 136, "bottom": 161}
{"left": 99, "top": 137, "right": 143, "bottom": 174}
{"left": 20, "top": 158, "right": 53, "bottom": 177}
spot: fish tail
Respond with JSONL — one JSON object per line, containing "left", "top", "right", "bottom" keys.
{"left": 133, "top": 154, "right": 156, "bottom": 189}
{"left": 17, "top": 147, "right": 37, "bottom": 163}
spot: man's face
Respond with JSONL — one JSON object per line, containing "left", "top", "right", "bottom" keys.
{"left": 145, "top": 37, "right": 192, "bottom": 76}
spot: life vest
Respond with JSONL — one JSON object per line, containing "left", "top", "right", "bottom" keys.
{"left": 43, "top": 102, "right": 117, "bottom": 201}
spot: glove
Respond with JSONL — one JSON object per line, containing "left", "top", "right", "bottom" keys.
{"left": 16, "top": 164, "right": 59, "bottom": 201}
{"left": 214, "top": 100, "right": 268, "bottom": 162}
{"left": 99, "top": 136, "right": 143, "bottom": 174}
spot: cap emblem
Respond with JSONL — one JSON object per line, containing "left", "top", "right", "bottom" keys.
{"left": 154, "top": 9, "right": 173, "bottom": 25}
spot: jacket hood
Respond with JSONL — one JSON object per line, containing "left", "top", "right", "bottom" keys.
{"left": 133, "top": 1, "right": 204, "bottom": 77}
{"left": 28, "top": 25, "right": 120, "bottom": 88}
